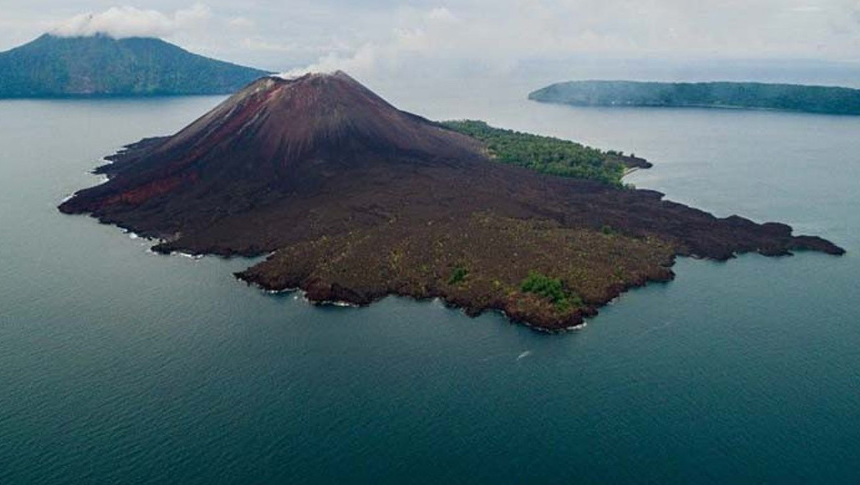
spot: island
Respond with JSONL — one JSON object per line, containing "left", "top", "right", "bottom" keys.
{"left": 59, "top": 72, "right": 844, "bottom": 331}
{"left": 0, "top": 33, "right": 270, "bottom": 98}
{"left": 528, "top": 80, "right": 860, "bottom": 115}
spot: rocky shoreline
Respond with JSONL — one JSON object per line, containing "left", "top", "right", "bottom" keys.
{"left": 236, "top": 252, "right": 676, "bottom": 332}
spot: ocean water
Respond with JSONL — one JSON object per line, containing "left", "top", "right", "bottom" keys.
{"left": 1, "top": 86, "right": 858, "bottom": 484}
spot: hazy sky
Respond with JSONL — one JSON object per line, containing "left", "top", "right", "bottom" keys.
{"left": 1, "top": 1, "right": 859, "bottom": 79}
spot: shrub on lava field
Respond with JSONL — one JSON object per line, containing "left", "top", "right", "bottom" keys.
{"left": 520, "top": 271, "right": 581, "bottom": 311}
{"left": 448, "top": 266, "right": 469, "bottom": 285}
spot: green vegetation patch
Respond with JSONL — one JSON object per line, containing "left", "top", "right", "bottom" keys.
{"left": 520, "top": 271, "right": 581, "bottom": 311}
{"left": 442, "top": 120, "right": 625, "bottom": 186}
{"left": 448, "top": 266, "right": 469, "bottom": 285}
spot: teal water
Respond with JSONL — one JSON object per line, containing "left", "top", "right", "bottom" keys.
{"left": 0, "top": 89, "right": 858, "bottom": 484}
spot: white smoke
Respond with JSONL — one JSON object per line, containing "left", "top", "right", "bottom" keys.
{"left": 279, "top": 44, "right": 377, "bottom": 78}
{"left": 277, "top": 7, "right": 460, "bottom": 79}
{"left": 50, "top": 4, "right": 212, "bottom": 39}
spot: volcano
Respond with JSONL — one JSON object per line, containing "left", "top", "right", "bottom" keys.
{"left": 60, "top": 72, "right": 844, "bottom": 331}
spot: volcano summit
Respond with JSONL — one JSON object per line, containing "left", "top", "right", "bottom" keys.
{"left": 60, "top": 72, "right": 843, "bottom": 331}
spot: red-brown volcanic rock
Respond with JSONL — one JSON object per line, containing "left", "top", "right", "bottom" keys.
{"left": 59, "top": 71, "right": 844, "bottom": 331}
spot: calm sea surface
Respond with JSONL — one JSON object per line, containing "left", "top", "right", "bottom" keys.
{"left": 1, "top": 81, "right": 858, "bottom": 484}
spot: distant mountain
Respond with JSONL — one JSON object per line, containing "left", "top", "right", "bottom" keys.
{"left": 0, "top": 34, "right": 270, "bottom": 97}
{"left": 529, "top": 80, "right": 860, "bottom": 115}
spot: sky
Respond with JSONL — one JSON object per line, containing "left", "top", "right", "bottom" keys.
{"left": 1, "top": 1, "right": 859, "bottom": 84}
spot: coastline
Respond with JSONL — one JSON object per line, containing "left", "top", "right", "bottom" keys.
{"left": 62, "top": 138, "right": 846, "bottom": 333}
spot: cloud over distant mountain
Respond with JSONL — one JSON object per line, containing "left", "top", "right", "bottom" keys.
{"left": 50, "top": 4, "right": 211, "bottom": 39}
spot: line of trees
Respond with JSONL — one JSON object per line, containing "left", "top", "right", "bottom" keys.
{"left": 442, "top": 120, "right": 625, "bottom": 186}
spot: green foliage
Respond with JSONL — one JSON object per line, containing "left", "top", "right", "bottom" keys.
{"left": 442, "top": 120, "right": 625, "bottom": 186}
{"left": 529, "top": 80, "right": 860, "bottom": 116}
{"left": 448, "top": 266, "right": 469, "bottom": 285}
{"left": 521, "top": 271, "right": 565, "bottom": 302}
{"left": 520, "top": 271, "right": 581, "bottom": 311}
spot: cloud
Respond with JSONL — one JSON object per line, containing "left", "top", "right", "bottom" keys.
{"left": 280, "top": 4, "right": 639, "bottom": 78}
{"left": 278, "top": 6, "right": 468, "bottom": 78}
{"left": 50, "top": 4, "right": 212, "bottom": 39}
{"left": 790, "top": 6, "right": 824, "bottom": 13}
{"left": 228, "top": 17, "right": 256, "bottom": 30}
{"left": 5, "top": 0, "right": 857, "bottom": 78}
{"left": 426, "top": 7, "right": 459, "bottom": 23}
{"left": 273, "top": 0, "right": 860, "bottom": 81}
{"left": 241, "top": 37, "right": 296, "bottom": 53}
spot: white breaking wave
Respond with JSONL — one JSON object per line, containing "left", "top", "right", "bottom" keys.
{"left": 175, "top": 252, "right": 203, "bottom": 260}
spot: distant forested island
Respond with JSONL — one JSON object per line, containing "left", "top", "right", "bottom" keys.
{"left": 0, "top": 34, "right": 270, "bottom": 98}
{"left": 529, "top": 80, "right": 860, "bottom": 115}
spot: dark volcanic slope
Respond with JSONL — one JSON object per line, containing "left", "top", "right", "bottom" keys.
{"left": 60, "top": 72, "right": 489, "bottom": 247}
{"left": 60, "top": 71, "right": 844, "bottom": 331}
{"left": 0, "top": 34, "right": 269, "bottom": 97}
